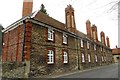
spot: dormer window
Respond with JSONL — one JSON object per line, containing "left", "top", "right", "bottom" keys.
{"left": 81, "top": 39, "right": 84, "bottom": 47}
{"left": 63, "top": 33, "right": 68, "bottom": 44}
{"left": 48, "top": 28, "right": 54, "bottom": 41}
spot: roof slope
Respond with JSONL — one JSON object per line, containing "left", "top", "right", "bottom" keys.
{"left": 2, "top": 10, "right": 88, "bottom": 40}
{"left": 112, "top": 48, "right": 120, "bottom": 55}
{"left": 33, "top": 11, "right": 87, "bottom": 38}
{"left": 33, "top": 11, "right": 67, "bottom": 31}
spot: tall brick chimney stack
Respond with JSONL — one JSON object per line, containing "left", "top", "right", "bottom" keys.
{"left": 22, "top": 0, "right": 33, "bottom": 17}
{"left": 106, "top": 36, "right": 110, "bottom": 48}
{"left": 91, "top": 24, "right": 98, "bottom": 42}
{"left": 100, "top": 31, "right": 106, "bottom": 45}
{"left": 86, "top": 20, "right": 92, "bottom": 39}
{"left": 65, "top": 5, "right": 76, "bottom": 33}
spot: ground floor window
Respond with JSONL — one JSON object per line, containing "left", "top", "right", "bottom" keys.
{"left": 82, "top": 52, "right": 85, "bottom": 62}
{"left": 102, "top": 56, "right": 104, "bottom": 62}
{"left": 47, "top": 48, "right": 55, "bottom": 64}
{"left": 88, "top": 53, "right": 91, "bottom": 62}
{"left": 63, "top": 50, "right": 68, "bottom": 63}
{"left": 95, "top": 55, "right": 98, "bottom": 62}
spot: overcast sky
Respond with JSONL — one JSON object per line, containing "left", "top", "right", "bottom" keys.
{"left": 0, "top": 0, "right": 118, "bottom": 48}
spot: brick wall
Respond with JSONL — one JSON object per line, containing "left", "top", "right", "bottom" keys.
{"left": 2, "top": 25, "right": 24, "bottom": 62}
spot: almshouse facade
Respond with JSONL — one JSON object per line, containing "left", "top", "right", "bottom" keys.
{"left": 112, "top": 47, "right": 120, "bottom": 63}
{"left": 2, "top": 0, "right": 113, "bottom": 78}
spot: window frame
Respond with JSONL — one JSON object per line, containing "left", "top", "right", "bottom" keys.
{"left": 95, "top": 54, "right": 98, "bottom": 62}
{"left": 47, "top": 28, "right": 55, "bottom": 41}
{"left": 63, "top": 33, "right": 68, "bottom": 45}
{"left": 94, "top": 44, "right": 96, "bottom": 50}
{"left": 81, "top": 39, "right": 84, "bottom": 48}
{"left": 102, "top": 56, "right": 104, "bottom": 62}
{"left": 62, "top": 50, "right": 68, "bottom": 64}
{"left": 101, "top": 47, "right": 103, "bottom": 51}
{"left": 81, "top": 52, "right": 85, "bottom": 62}
{"left": 87, "top": 41, "right": 90, "bottom": 49}
{"left": 88, "top": 53, "right": 91, "bottom": 62}
{"left": 46, "top": 48, "right": 55, "bottom": 64}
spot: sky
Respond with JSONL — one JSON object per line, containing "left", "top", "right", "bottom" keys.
{"left": 0, "top": 0, "right": 118, "bottom": 48}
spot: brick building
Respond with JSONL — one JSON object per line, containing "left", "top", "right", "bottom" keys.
{"left": 112, "top": 47, "right": 120, "bottom": 63}
{"left": 0, "top": 25, "right": 3, "bottom": 61}
{"left": 0, "top": 25, "right": 3, "bottom": 54}
{"left": 2, "top": 0, "right": 113, "bottom": 78}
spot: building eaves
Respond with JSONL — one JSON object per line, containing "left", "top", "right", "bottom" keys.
{"left": 2, "top": 11, "right": 37, "bottom": 33}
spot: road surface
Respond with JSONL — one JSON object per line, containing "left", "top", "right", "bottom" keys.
{"left": 58, "top": 63, "right": 119, "bottom": 78}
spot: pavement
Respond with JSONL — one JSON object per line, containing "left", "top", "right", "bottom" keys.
{"left": 46, "top": 63, "right": 119, "bottom": 78}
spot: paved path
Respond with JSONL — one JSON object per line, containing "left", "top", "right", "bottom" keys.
{"left": 57, "top": 63, "right": 119, "bottom": 78}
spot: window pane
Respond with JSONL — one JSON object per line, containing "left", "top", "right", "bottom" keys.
{"left": 48, "top": 29, "right": 54, "bottom": 41}
{"left": 63, "top": 51, "right": 68, "bottom": 63}
{"left": 88, "top": 54, "right": 91, "bottom": 62}
{"left": 81, "top": 40, "right": 83, "bottom": 47}
{"left": 47, "top": 50, "right": 54, "bottom": 64}
{"left": 82, "top": 53, "right": 85, "bottom": 62}
{"left": 95, "top": 55, "right": 98, "bottom": 62}
{"left": 63, "top": 34, "right": 67, "bottom": 44}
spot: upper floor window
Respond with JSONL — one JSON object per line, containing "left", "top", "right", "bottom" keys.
{"left": 81, "top": 39, "right": 84, "bottom": 47}
{"left": 63, "top": 33, "right": 68, "bottom": 44}
{"left": 87, "top": 41, "right": 90, "bottom": 49}
{"left": 101, "top": 47, "right": 103, "bottom": 51}
{"left": 63, "top": 51, "right": 68, "bottom": 63}
{"left": 88, "top": 53, "right": 91, "bottom": 62}
{"left": 82, "top": 52, "right": 85, "bottom": 62}
{"left": 94, "top": 44, "right": 96, "bottom": 50}
{"left": 103, "top": 48, "right": 105, "bottom": 52}
{"left": 47, "top": 49, "right": 55, "bottom": 64}
{"left": 48, "top": 28, "right": 54, "bottom": 41}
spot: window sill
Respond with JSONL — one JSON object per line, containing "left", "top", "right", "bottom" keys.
{"left": 62, "top": 43, "right": 68, "bottom": 45}
{"left": 47, "top": 39, "right": 55, "bottom": 43}
{"left": 47, "top": 62, "right": 54, "bottom": 64}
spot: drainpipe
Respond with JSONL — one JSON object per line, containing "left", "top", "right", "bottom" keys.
{"left": 22, "top": 20, "right": 27, "bottom": 78}
{"left": 22, "top": 20, "right": 26, "bottom": 62}
{"left": 76, "top": 35, "right": 80, "bottom": 70}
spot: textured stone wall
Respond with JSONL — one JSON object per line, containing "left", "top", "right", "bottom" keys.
{"left": 2, "top": 62, "right": 25, "bottom": 78}
{"left": 1, "top": 21, "right": 113, "bottom": 78}
{"left": 30, "top": 24, "right": 78, "bottom": 77}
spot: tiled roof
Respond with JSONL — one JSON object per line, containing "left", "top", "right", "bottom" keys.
{"left": 33, "top": 11, "right": 68, "bottom": 31}
{"left": 112, "top": 48, "right": 120, "bottom": 55}
{"left": 33, "top": 11, "right": 88, "bottom": 39}
{"left": 76, "top": 30, "right": 87, "bottom": 39}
